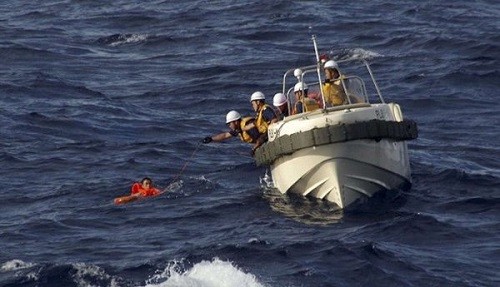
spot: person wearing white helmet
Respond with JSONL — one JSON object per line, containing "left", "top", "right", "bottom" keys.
{"left": 272, "top": 92, "right": 289, "bottom": 120}
{"left": 245, "top": 91, "right": 278, "bottom": 154}
{"left": 202, "top": 110, "right": 261, "bottom": 147}
{"left": 322, "top": 60, "right": 348, "bottom": 106}
{"left": 292, "top": 82, "right": 320, "bottom": 115}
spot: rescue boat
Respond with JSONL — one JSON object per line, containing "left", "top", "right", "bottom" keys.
{"left": 254, "top": 36, "right": 418, "bottom": 209}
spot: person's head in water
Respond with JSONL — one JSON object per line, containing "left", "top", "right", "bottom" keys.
{"left": 141, "top": 177, "right": 153, "bottom": 189}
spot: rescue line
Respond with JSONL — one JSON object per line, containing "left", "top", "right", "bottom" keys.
{"left": 113, "top": 143, "right": 202, "bottom": 206}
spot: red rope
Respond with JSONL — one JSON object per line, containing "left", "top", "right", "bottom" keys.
{"left": 163, "top": 143, "right": 202, "bottom": 192}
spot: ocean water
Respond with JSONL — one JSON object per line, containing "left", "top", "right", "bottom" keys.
{"left": 1, "top": 1, "right": 499, "bottom": 286}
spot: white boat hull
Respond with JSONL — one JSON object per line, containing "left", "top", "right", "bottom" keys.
{"left": 262, "top": 103, "right": 415, "bottom": 209}
{"left": 270, "top": 139, "right": 411, "bottom": 209}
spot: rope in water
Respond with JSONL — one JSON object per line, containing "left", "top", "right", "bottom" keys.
{"left": 162, "top": 143, "right": 202, "bottom": 192}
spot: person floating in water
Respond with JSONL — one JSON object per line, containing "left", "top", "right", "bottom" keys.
{"left": 131, "top": 177, "right": 161, "bottom": 197}
{"left": 114, "top": 177, "right": 161, "bottom": 205}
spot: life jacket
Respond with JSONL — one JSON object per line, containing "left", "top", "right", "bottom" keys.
{"left": 131, "top": 182, "right": 160, "bottom": 197}
{"left": 303, "top": 98, "right": 320, "bottom": 112}
{"left": 323, "top": 79, "right": 347, "bottom": 106}
{"left": 292, "top": 98, "right": 320, "bottom": 114}
{"left": 255, "top": 104, "right": 275, "bottom": 134}
{"left": 238, "top": 117, "right": 260, "bottom": 143}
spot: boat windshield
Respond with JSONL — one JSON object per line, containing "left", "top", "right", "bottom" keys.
{"left": 282, "top": 58, "right": 385, "bottom": 115}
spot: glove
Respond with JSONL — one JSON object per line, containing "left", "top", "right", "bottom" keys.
{"left": 202, "top": 136, "right": 212, "bottom": 144}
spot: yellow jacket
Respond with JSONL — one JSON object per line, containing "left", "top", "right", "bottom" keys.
{"left": 238, "top": 117, "right": 260, "bottom": 143}
{"left": 293, "top": 98, "right": 320, "bottom": 114}
{"left": 322, "top": 80, "right": 347, "bottom": 106}
{"left": 255, "top": 104, "right": 274, "bottom": 134}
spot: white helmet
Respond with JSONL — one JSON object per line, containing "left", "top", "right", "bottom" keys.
{"left": 273, "top": 93, "right": 287, "bottom": 107}
{"left": 324, "top": 60, "right": 338, "bottom": 70}
{"left": 294, "top": 82, "right": 308, "bottom": 92}
{"left": 250, "top": 91, "right": 265, "bottom": 102}
{"left": 293, "top": 68, "right": 302, "bottom": 79}
{"left": 225, "top": 110, "right": 241, "bottom": 123}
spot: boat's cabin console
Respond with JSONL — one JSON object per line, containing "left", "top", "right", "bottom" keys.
{"left": 282, "top": 58, "right": 386, "bottom": 116}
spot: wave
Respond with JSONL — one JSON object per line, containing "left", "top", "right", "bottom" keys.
{"left": 97, "top": 33, "right": 150, "bottom": 47}
{"left": 0, "top": 260, "right": 123, "bottom": 287}
{"left": 147, "top": 258, "right": 265, "bottom": 287}
{"left": 437, "top": 196, "right": 500, "bottom": 215}
{"left": 1, "top": 259, "right": 35, "bottom": 272}
{"left": 1, "top": 44, "right": 63, "bottom": 61}
{"left": 0, "top": 258, "right": 265, "bottom": 287}
{"left": 28, "top": 71, "right": 107, "bottom": 98}
{"left": 343, "top": 48, "right": 383, "bottom": 60}
{"left": 411, "top": 147, "right": 500, "bottom": 180}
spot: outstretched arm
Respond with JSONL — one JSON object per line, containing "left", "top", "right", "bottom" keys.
{"left": 202, "top": 132, "right": 233, "bottom": 143}
{"left": 212, "top": 132, "right": 233, "bottom": 142}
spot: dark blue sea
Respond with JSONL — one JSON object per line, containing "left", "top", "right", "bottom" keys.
{"left": 1, "top": 1, "right": 499, "bottom": 286}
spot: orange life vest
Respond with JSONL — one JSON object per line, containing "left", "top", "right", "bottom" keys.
{"left": 131, "top": 182, "right": 160, "bottom": 197}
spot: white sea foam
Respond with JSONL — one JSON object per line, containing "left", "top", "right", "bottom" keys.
{"left": 259, "top": 169, "right": 274, "bottom": 189}
{"left": 163, "top": 179, "right": 184, "bottom": 193}
{"left": 0, "top": 259, "right": 35, "bottom": 271}
{"left": 109, "top": 34, "right": 148, "bottom": 47}
{"left": 1, "top": 259, "right": 39, "bottom": 282}
{"left": 145, "top": 258, "right": 265, "bottom": 287}
{"left": 347, "top": 48, "right": 383, "bottom": 60}
{"left": 71, "top": 263, "right": 118, "bottom": 287}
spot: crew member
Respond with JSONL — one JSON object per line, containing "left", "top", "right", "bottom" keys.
{"left": 247, "top": 91, "right": 278, "bottom": 153}
{"left": 322, "top": 60, "right": 348, "bottom": 106}
{"left": 202, "top": 110, "right": 264, "bottom": 152}
{"left": 248, "top": 91, "right": 278, "bottom": 133}
{"left": 273, "top": 92, "right": 289, "bottom": 120}
{"left": 292, "top": 82, "right": 320, "bottom": 114}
